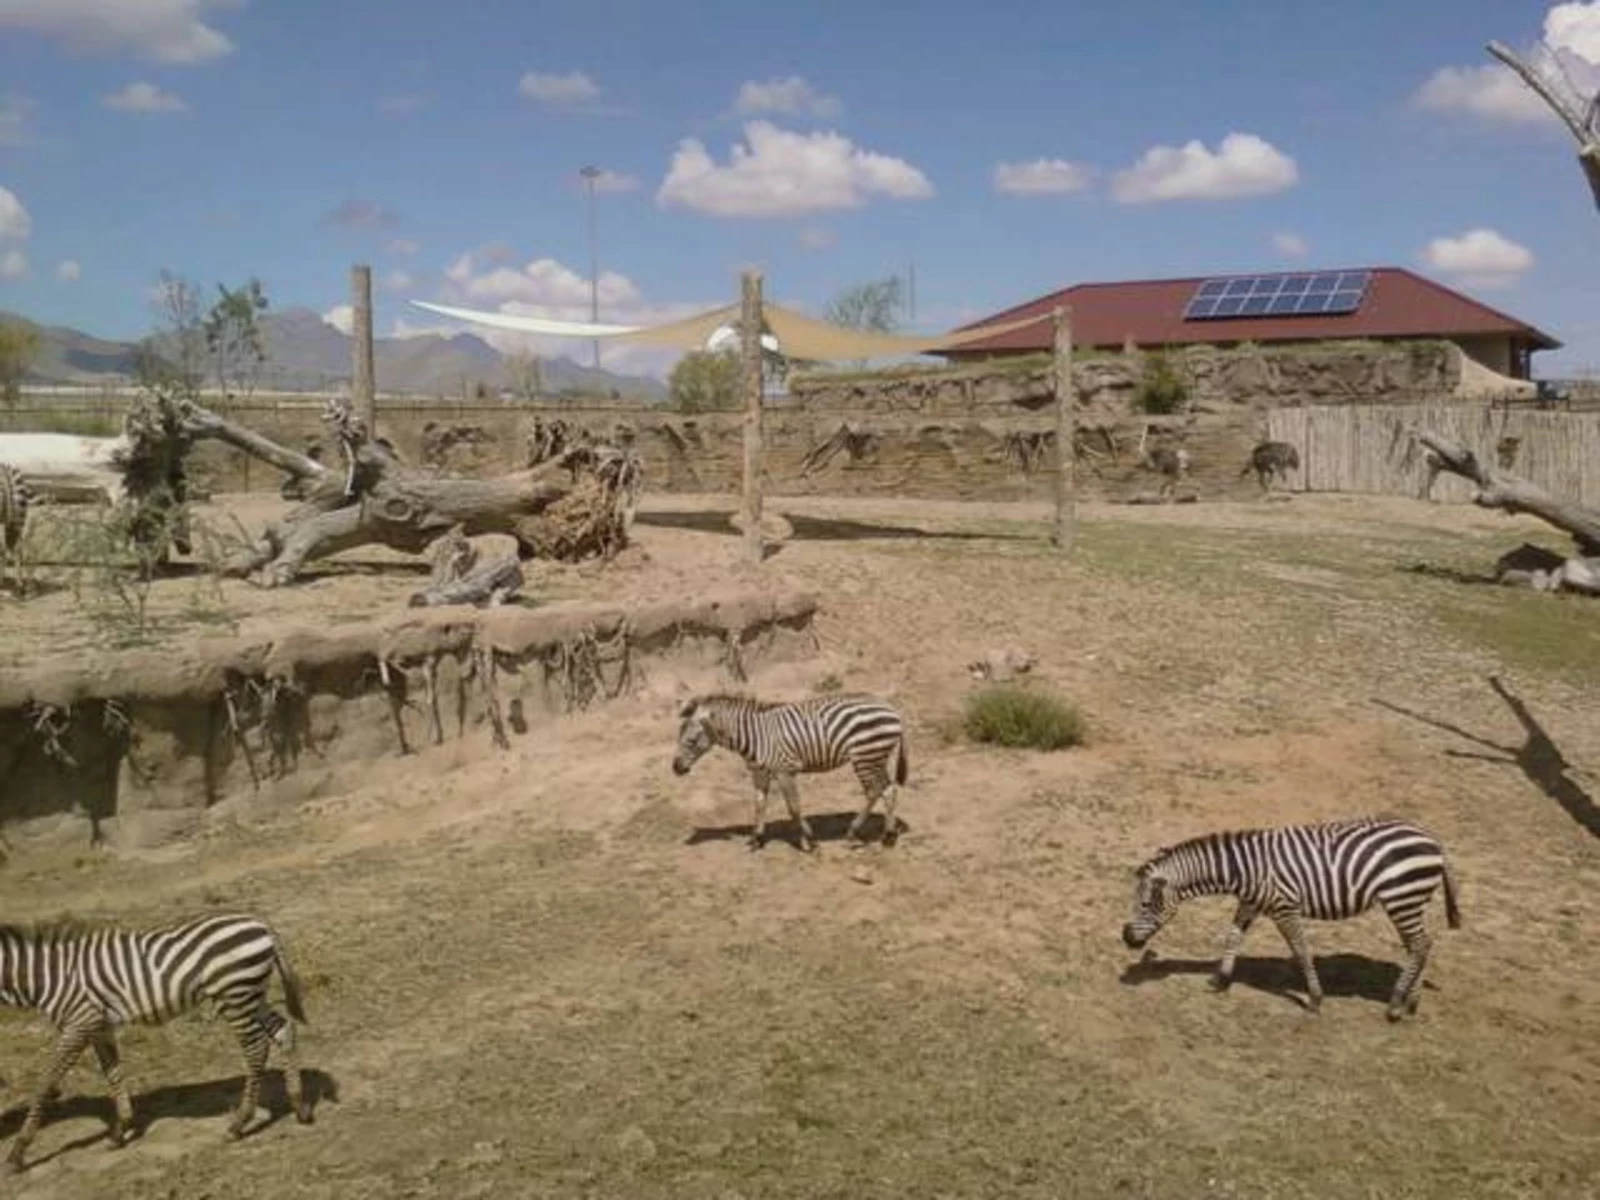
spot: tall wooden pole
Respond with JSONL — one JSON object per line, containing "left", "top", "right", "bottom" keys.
{"left": 351, "top": 264, "right": 377, "bottom": 435}
{"left": 1052, "top": 306, "right": 1076, "bottom": 554}
{"left": 739, "top": 270, "right": 765, "bottom": 565}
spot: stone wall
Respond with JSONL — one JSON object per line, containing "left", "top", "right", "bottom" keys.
{"left": 4, "top": 340, "right": 1479, "bottom": 503}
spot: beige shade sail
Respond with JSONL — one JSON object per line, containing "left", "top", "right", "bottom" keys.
{"left": 409, "top": 297, "right": 1051, "bottom": 360}
{"left": 759, "top": 304, "right": 1049, "bottom": 361}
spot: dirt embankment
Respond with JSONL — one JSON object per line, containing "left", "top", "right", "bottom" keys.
{"left": 0, "top": 587, "right": 817, "bottom": 851}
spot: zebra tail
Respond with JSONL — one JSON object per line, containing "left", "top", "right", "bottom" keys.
{"left": 1441, "top": 859, "right": 1462, "bottom": 930}
{"left": 895, "top": 733, "right": 909, "bottom": 786}
{"left": 274, "top": 941, "right": 311, "bottom": 1024}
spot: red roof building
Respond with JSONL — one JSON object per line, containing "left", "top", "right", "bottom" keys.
{"left": 939, "top": 266, "right": 1560, "bottom": 380}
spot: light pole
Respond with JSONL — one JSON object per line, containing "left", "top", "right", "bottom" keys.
{"left": 579, "top": 164, "right": 602, "bottom": 370}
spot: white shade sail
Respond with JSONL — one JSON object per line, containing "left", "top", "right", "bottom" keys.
{"left": 407, "top": 298, "right": 1050, "bottom": 362}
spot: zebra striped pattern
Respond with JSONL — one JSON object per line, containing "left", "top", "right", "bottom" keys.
{"left": 0, "top": 463, "right": 31, "bottom": 561}
{"left": 0, "top": 913, "right": 314, "bottom": 1172}
{"left": 673, "top": 692, "right": 910, "bottom": 850}
{"left": 1123, "top": 815, "right": 1462, "bottom": 1020}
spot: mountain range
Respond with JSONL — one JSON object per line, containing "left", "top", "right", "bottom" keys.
{"left": 4, "top": 306, "right": 667, "bottom": 401}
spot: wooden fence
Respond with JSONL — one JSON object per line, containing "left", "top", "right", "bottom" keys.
{"left": 1267, "top": 403, "right": 1600, "bottom": 506}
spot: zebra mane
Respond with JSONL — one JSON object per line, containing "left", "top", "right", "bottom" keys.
{"left": 0, "top": 915, "right": 115, "bottom": 941}
{"left": 1144, "top": 814, "right": 1405, "bottom": 875}
{"left": 682, "top": 692, "right": 775, "bottom": 717}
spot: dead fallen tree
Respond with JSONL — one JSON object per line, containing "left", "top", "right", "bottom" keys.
{"left": 1414, "top": 427, "right": 1600, "bottom": 594}
{"left": 179, "top": 398, "right": 643, "bottom": 587}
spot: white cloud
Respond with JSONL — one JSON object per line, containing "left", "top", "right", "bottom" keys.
{"left": 56, "top": 258, "right": 80, "bottom": 281}
{"left": 657, "top": 120, "right": 934, "bottom": 218}
{"left": 1413, "top": 65, "right": 1553, "bottom": 123}
{"left": 1272, "top": 232, "right": 1310, "bottom": 259}
{"left": 0, "top": 0, "right": 237, "bottom": 64}
{"left": 993, "top": 157, "right": 1095, "bottom": 196}
{"left": 103, "top": 80, "right": 187, "bottom": 112}
{"left": 0, "top": 92, "right": 34, "bottom": 146}
{"left": 435, "top": 252, "right": 712, "bottom": 377}
{"left": 797, "top": 226, "right": 836, "bottom": 250}
{"left": 383, "top": 268, "right": 415, "bottom": 292}
{"left": 582, "top": 168, "right": 639, "bottom": 194}
{"left": 1416, "top": 2, "right": 1600, "bottom": 124}
{"left": 322, "top": 304, "right": 353, "bottom": 335}
{"left": 1111, "top": 132, "right": 1298, "bottom": 204}
{"left": 517, "top": 70, "right": 600, "bottom": 106}
{"left": 0, "top": 186, "right": 29, "bottom": 240}
{"left": 0, "top": 249, "right": 26, "bottom": 279}
{"left": 1548, "top": 0, "right": 1600, "bottom": 57}
{"left": 734, "top": 76, "right": 842, "bottom": 118}
{"left": 386, "top": 238, "right": 420, "bottom": 257}
{"left": 1420, "top": 227, "right": 1534, "bottom": 288}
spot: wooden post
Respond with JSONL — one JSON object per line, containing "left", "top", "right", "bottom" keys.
{"left": 351, "top": 264, "right": 377, "bottom": 435}
{"left": 739, "top": 270, "right": 765, "bottom": 564}
{"left": 1051, "top": 306, "right": 1076, "bottom": 554}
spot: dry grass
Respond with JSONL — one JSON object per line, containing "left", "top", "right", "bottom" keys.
{"left": 0, "top": 489, "right": 1596, "bottom": 1199}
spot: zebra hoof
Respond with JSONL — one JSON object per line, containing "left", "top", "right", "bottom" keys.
{"left": 1207, "top": 975, "right": 1232, "bottom": 993}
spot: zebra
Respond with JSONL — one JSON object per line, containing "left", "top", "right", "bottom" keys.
{"left": 0, "top": 462, "right": 31, "bottom": 558}
{"left": 1135, "top": 424, "right": 1191, "bottom": 499}
{"left": 1122, "top": 815, "right": 1462, "bottom": 1020}
{"left": 0, "top": 913, "right": 314, "bottom": 1172}
{"left": 672, "top": 692, "right": 910, "bottom": 851}
{"left": 1240, "top": 440, "right": 1300, "bottom": 495}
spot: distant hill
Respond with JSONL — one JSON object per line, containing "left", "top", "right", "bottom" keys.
{"left": 1, "top": 306, "right": 667, "bottom": 401}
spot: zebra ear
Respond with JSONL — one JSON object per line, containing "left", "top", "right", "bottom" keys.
{"left": 678, "top": 698, "right": 699, "bottom": 719}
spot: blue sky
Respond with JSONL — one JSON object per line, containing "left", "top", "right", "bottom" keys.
{"left": 1, "top": 0, "right": 1598, "bottom": 377}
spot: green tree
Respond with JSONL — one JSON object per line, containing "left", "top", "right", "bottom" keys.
{"left": 0, "top": 320, "right": 39, "bottom": 406}
{"left": 669, "top": 348, "right": 741, "bottom": 413}
{"left": 824, "top": 276, "right": 905, "bottom": 333}
{"left": 202, "top": 277, "right": 269, "bottom": 399}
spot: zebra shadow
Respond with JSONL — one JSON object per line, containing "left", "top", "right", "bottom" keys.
{"left": 1118, "top": 952, "right": 1420, "bottom": 1011}
{"left": 686, "top": 809, "right": 902, "bottom": 850}
{"left": 0, "top": 1068, "right": 338, "bottom": 1165}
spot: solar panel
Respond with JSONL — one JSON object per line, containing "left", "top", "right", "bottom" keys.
{"left": 1183, "top": 270, "right": 1371, "bottom": 321}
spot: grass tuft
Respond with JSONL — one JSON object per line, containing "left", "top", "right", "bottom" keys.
{"left": 962, "top": 685, "right": 1085, "bottom": 750}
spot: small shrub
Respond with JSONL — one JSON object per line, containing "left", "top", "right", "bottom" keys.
{"left": 813, "top": 672, "right": 844, "bottom": 694}
{"left": 1136, "top": 352, "right": 1188, "bottom": 415}
{"left": 962, "top": 685, "right": 1085, "bottom": 750}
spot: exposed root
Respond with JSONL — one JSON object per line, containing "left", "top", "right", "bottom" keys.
{"left": 28, "top": 704, "right": 77, "bottom": 769}
{"left": 472, "top": 645, "right": 510, "bottom": 750}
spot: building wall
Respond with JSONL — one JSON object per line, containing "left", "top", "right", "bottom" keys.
{"left": 1452, "top": 334, "right": 1516, "bottom": 378}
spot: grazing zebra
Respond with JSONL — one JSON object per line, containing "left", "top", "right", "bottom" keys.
{"left": 1240, "top": 440, "right": 1300, "bottom": 494}
{"left": 1122, "top": 815, "right": 1462, "bottom": 1020}
{"left": 0, "top": 464, "right": 31, "bottom": 591}
{"left": 1135, "top": 424, "right": 1191, "bottom": 499}
{"left": 0, "top": 913, "right": 313, "bottom": 1172}
{"left": 672, "top": 692, "right": 910, "bottom": 851}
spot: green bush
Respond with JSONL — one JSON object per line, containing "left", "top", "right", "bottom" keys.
{"left": 962, "top": 685, "right": 1085, "bottom": 750}
{"left": 1136, "top": 352, "right": 1188, "bottom": 415}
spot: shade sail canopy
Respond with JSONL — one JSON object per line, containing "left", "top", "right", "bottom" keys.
{"left": 408, "top": 298, "right": 1050, "bottom": 362}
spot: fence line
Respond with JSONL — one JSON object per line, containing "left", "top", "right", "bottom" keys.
{"left": 1267, "top": 403, "right": 1600, "bottom": 505}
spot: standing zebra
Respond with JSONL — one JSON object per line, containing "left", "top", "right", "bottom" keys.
{"left": 672, "top": 692, "right": 910, "bottom": 851}
{"left": 0, "top": 913, "right": 313, "bottom": 1172}
{"left": 1122, "top": 815, "right": 1462, "bottom": 1020}
{"left": 0, "top": 462, "right": 32, "bottom": 569}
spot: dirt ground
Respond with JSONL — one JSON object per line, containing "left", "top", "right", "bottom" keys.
{"left": 0, "top": 489, "right": 1597, "bottom": 1199}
